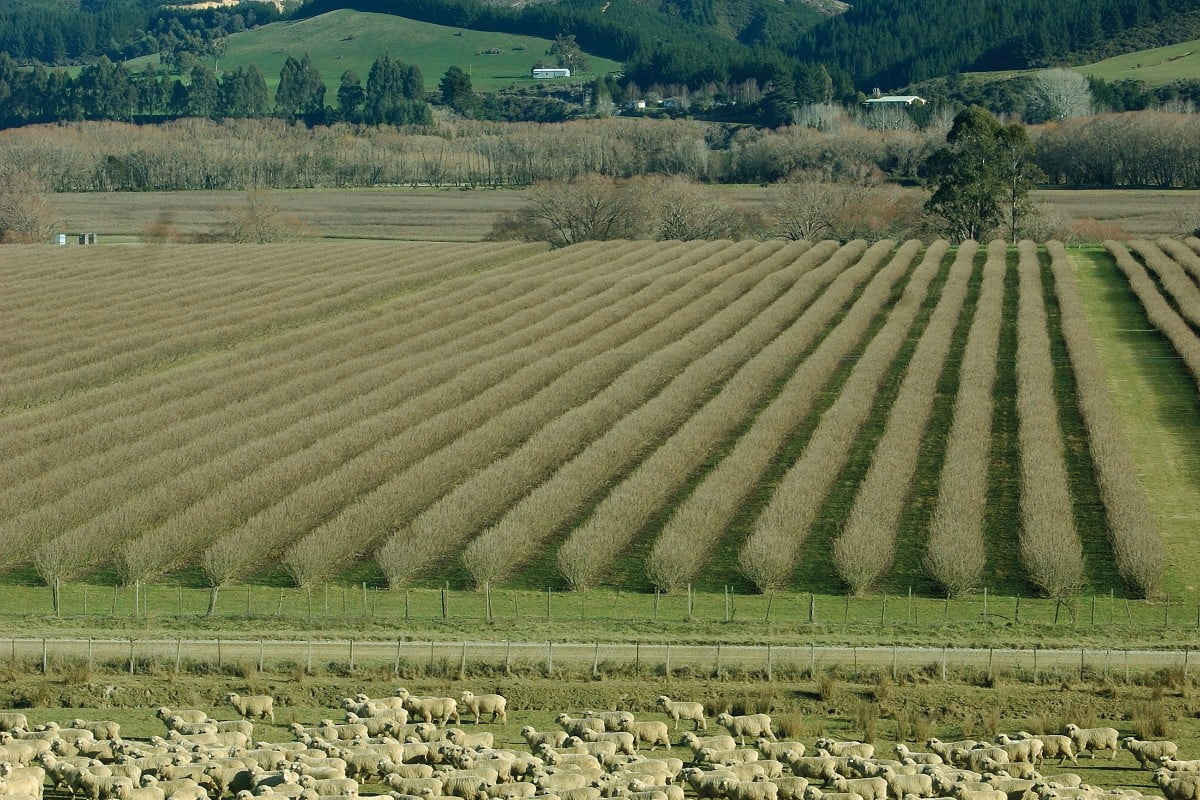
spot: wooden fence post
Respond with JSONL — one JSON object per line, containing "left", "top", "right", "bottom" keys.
{"left": 42, "top": 638, "right": 48, "bottom": 674}
{"left": 395, "top": 639, "right": 402, "bottom": 677}
{"left": 258, "top": 639, "right": 264, "bottom": 673}
{"left": 766, "top": 643, "right": 772, "bottom": 682}
{"left": 547, "top": 642, "right": 554, "bottom": 674}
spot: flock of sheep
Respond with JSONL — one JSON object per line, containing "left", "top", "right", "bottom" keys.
{"left": 0, "top": 690, "right": 1194, "bottom": 800}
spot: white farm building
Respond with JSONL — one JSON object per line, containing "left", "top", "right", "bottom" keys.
{"left": 531, "top": 67, "right": 571, "bottom": 78}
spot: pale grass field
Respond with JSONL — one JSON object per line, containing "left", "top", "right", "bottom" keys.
{"left": 48, "top": 187, "right": 1200, "bottom": 242}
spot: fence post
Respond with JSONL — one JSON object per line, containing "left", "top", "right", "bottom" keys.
{"left": 485, "top": 582, "right": 492, "bottom": 623}
{"left": 129, "top": 638, "right": 135, "bottom": 675}
{"left": 880, "top": 594, "right": 887, "bottom": 628}
{"left": 726, "top": 586, "right": 732, "bottom": 622}
{"left": 246, "top": 585, "right": 251, "bottom": 617}
{"left": 810, "top": 643, "right": 816, "bottom": 677}
{"left": 1033, "top": 646, "right": 1038, "bottom": 683}
{"left": 1185, "top": 648, "right": 1190, "bottom": 682}
{"left": 715, "top": 643, "right": 722, "bottom": 676}
{"left": 653, "top": 589, "right": 659, "bottom": 621}
{"left": 429, "top": 640, "right": 435, "bottom": 672}
{"left": 983, "top": 586, "right": 987, "bottom": 619}
{"left": 665, "top": 643, "right": 671, "bottom": 679}
{"left": 547, "top": 587, "right": 552, "bottom": 621}
{"left": 1080, "top": 646, "right": 1085, "bottom": 680}
{"left": 258, "top": 639, "right": 264, "bottom": 673}
{"left": 42, "top": 638, "right": 48, "bottom": 674}
{"left": 809, "top": 592, "right": 815, "bottom": 624}
{"left": 362, "top": 582, "right": 368, "bottom": 617}
{"left": 987, "top": 647, "right": 993, "bottom": 683}
{"left": 766, "top": 644, "right": 772, "bottom": 682}
{"left": 635, "top": 642, "right": 640, "bottom": 673}
{"left": 459, "top": 641, "right": 467, "bottom": 678}
{"left": 404, "top": 589, "right": 409, "bottom": 621}
{"left": 135, "top": 580, "right": 141, "bottom": 619}
{"left": 505, "top": 640, "right": 512, "bottom": 676}
{"left": 593, "top": 643, "right": 600, "bottom": 680}
{"left": 83, "top": 584, "right": 88, "bottom": 615}
{"left": 88, "top": 638, "right": 93, "bottom": 672}
{"left": 53, "top": 578, "right": 61, "bottom": 618}
{"left": 892, "top": 645, "right": 898, "bottom": 681}
{"left": 179, "top": 586, "right": 184, "bottom": 616}
{"left": 1125, "top": 648, "right": 1130, "bottom": 682}
{"left": 395, "top": 639, "right": 402, "bottom": 676}
{"left": 941, "top": 646, "right": 947, "bottom": 682}
{"left": 1015, "top": 594, "right": 1021, "bottom": 624}
{"left": 547, "top": 642, "right": 553, "bottom": 674}
{"left": 349, "top": 639, "right": 355, "bottom": 672}
{"left": 176, "top": 638, "right": 182, "bottom": 673}
{"left": 441, "top": 586, "right": 448, "bottom": 620}
{"left": 907, "top": 586, "right": 913, "bottom": 624}
{"left": 217, "top": 637, "right": 222, "bottom": 670}
{"left": 852, "top": 646, "right": 857, "bottom": 676}
{"left": 687, "top": 584, "right": 694, "bottom": 621}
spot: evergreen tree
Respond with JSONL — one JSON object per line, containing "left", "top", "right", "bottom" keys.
{"left": 923, "top": 106, "right": 1040, "bottom": 242}
{"left": 439, "top": 65, "right": 475, "bottom": 115}
{"left": 187, "top": 63, "right": 219, "bottom": 117}
{"left": 337, "top": 69, "right": 365, "bottom": 122}
{"left": 219, "top": 65, "right": 268, "bottom": 117}
{"left": 276, "top": 53, "right": 325, "bottom": 120}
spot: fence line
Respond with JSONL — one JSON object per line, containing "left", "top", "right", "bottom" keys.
{"left": 13, "top": 582, "right": 1200, "bottom": 631}
{"left": 4, "top": 636, "right": 1194, "bottom": 681}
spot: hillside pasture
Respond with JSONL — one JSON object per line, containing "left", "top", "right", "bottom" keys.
{"left": 1077, "top": 38, "right": 1200, "bottom": 86}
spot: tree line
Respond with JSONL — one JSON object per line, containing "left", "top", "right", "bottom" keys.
{"left": 0, "top": 52, "right": 432, "bottom": 129}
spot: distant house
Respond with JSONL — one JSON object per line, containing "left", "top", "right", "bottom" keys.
{"left": 862, "top": 95, "right": 926, "bottom": 107}
{"left": 531, "top": 67, "right": 571, "bottom": 78}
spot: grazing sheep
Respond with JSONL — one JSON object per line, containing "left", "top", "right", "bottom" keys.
{"left": 0, "top": 763, "right": 45, "bottom": 800}
{"left": 697, "top": 748, "right": 760, "bottom": 766}
{"left": 1154, "top": 773, "right": 1200, "bottom": 800}
{"left": 831, "top": 776, "right": 888, "bottom": 800}
{"left": 928, "top": 741, "right": 979, "bottom": 764}
{"left": 1063, "top": 726, "right": 1118, "bottom": 761}
{"left": 716, "top": 714, "right": 775, "bottom": 747}
{"left": 164, "top": 719, "right": 218, "bottom": 737}
{"left": 563, "top": 737, "right": 618, "bottom": 767}
{"left": 654, "top": 697, "right": 706, "bottom": 732}
{"left": 952, "top": 748, "right": 1009, "bottom": 773}
{"left": 385, "top": 778, "right": 443, "bottom": 797}
{"left": 114, "top": 776, "right": 165, "bottom": 800}
{"left": 446, "top": 730, "right": 494, "bottom": 750}
{"left": 225, "top": 695, "right": 275, "bottom": 722}
{"left": 1161, "top": 761, "right": 1200, "bottom": 773}
{"left": 877, "top": 766, "right": 934, "bottom": 800}
{"left": 760, "top": 740, "right": 806, "bottom": 761}
{"left": 787, "top": 753, "right": 842, "bottom": 784}
{"left": 395, "top": 691, "right": 459, "bottom": 726}
{"left": 523, "top": 728, "right": 570, "bottom": 751}
{"left": 210, "top": 720, "right": 256, "bottom": 738}
{"left": 579, "top": 730, "right": 636, "bottom": 757}
{"left": 893, "top": 746, "right": 942, "bottom": 766}
{"left": 459, "top": 694, "right": 507, "bottom": 726}
{"left": 994, "top": 740, "right": 1043, "bottom": 765}
{"left": 1012, "top": 735, "right": 1076, "bottom": 766}
{"left": 682, "top": 768, "right": 736, "bottom": 799}
{"left": 816, "top": 741, "right": 874, "bottom": 760}
{"left": 298, "top": 777, "right": 358, "bottom": 798}
{"left": 488, "top": 785, "right": 537, "bottom": 800}
{"left": 155, "top": 710, "right": 207, "bottom": 726}
{"left": 776, "top": 779, "right": 811, "bottom": 800}
{"left": 76, "top": 773, "right": 136, "bottom": 800}
{"left": 0, "top": 714, "right": 29, "bottom": 733}
{"left": 617, "top": 720, "right": 670, "bottom": 751}
{"left": 70, "top": 721, "right": 121, "bottom": 741}
{"left": 805, "top": 789, "right": 865, "bottom": 800}
{"left": 531, "top": 770, "right": 588, "bottom": 794}
{"left": 555, "top": 716, "right": 605, "bottom": 739}
{"left": 152, "top": 778, "right": 206, "bottom": 800}
{"left": 582, "top": 712, "right": 634, "bottom": 733}
{"left": 726, "top": 780, "right": 780, "bottom": 800}
{"left": 1123, "top": 740, "right": 1179, "bottom": 770}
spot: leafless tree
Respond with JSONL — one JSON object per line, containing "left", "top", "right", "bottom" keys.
{"left": 1028, "top": 68, "right": 1093, "bottom": 123}
{"left": 0, "top": 169, "right": 61, "bottom": 243}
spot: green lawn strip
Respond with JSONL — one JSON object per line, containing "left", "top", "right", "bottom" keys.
{"left": 884, "top": 247, "right": 983, "bottom": 596}
{"left": 789, "top": 247, "right": 954, "bottom": 594}
{"left": 1039, "top": 246, "right": 1123, "bottom": 595}
{"left": 982, "top": 248, "right": 1036, "bottom": 595}
{"left": 1071, "top": 246, "right": 1200, "bottom": 598}
{"left": 1077, "top": 37, "right": 1200, "bottom": 86}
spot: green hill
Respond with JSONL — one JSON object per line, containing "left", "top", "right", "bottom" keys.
{"left": 182, "top": 9, "right": 623, "bottom": 92}
{"left": 1076, "top": 38, "right": 1200, "bottom": 86}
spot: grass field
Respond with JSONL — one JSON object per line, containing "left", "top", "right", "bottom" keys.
{"left": 131, "top": 9, "right": 623, "bottom": 92}
{"left": 1077, "top": 38, "right": 1200, "bottom": 86}
{"left": 47, "top": 188, "right": 1200, "bottom": 243}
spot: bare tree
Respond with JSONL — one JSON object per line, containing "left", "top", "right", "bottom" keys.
{"left": 217, "top": 188, "right": 309, "bottom": 243}
{"left": 1028, "top": 68, "right": 1093, "bottom": 123}
{"left": 493, "top": 174, "right": 649, "bottom": 247}
{"left": 0, "top": 169, "right": 61, "bottom": 243}
{"left": 646, "top": 176, "right": 741, "bottom": 240}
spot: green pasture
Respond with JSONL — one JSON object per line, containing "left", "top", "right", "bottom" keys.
{"left": 189, "top": 9, "right": 622, "bottom": 92}
{"left": 1077, "top": 38, "right": 1200, "bottom": 86}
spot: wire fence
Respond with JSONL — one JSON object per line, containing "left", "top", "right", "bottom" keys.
{"left": 5, "top": 636, "right": 1197, "bottom": 684}
{"left": 13, "top": 581, "right": 1200, "bottom": 631}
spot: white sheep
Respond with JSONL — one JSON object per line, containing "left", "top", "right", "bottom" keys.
{"left": 155, "top": 709, "right": 207, "bottom": 726}
{"left": 1012, "top": 734, "right": 1076, "bottom": 766}
{"left": 225, "top": 694, "right": 275, "bottom": 722}
{"left": 716, "top": 714, "right": 775, "bottom": 746}
{"left": 579, "top": 730, "right": 636, "bottom": 757}
{"left": 69, "top": 720, "right": 121, "bottom": 741}
{"left": 0, "top": 763, "right": 45, "bottom": 800}
{"left": 654, "top": 697, "right": 706, "bottom": 731}
{"left": 1156, "top": 773, "right": 1200, "bottom": 800}
{"left": 616, "top": 720, "right": 670, "bottom": 751}
{"left": 831, "top": 776, "right": 888, "bottom": 800}
{"left": 786, "top": 753, "right": 842, "bottom": 784}
{"left": 816, "top": 740, "right": 874, "bottom": 760}
{"left": 698, "top": 748, "right": 759, "bottom": 766}
{"left": 877, "top": 766, "right": 933, "bottom": 800}
{"left": 298, "top": 776, "right": 358, "bottom": 798}
{"left": 1063, "top": 726, "right": 1119, "bottom": 760}
{"left": 0, "top": 714, "right": 29, "bottom": 733}
{"left": 760, "top": 740, "right": 806, "bottom": 761}
{"left": 928, "top": 741, "right": 979, "bottom": 764}
{"left": 400, "top": 695, "right": 459, "bottom": 726}
{"left": 893, "top": 745, "right": 941, "bottom": 766}
{"left": 582, "top": 712, "right": 634, "bottom": 732}
{"left": 522, "top": 728, "right": 570, "bottom": 751}
{"left": 1123, "top": 739, "right": 1179, "bottom": 769}
{"left": 1161, "top": 760, "right": 1200, "bottom": 773}
{"left": 458, "top": 693, "right": 507, "bottom": 725}
{"left": 555, "top": 716, "right": 605, "bottom": 739}
{"left": 776, "top": 778, "right": 811, "bottom": 800}
{"left": 682, "top": 769, "right": 737, "bottom": 799}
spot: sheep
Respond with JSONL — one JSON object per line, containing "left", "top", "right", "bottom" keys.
{"left": 815, "top": 741, "right": 874, "bottom": 760}
{"left": 776, "top": 778, "right": 811, "bottom": 800}
{"left": 155, "top": 710, "right": 208, "bottom": 727}
{"left": 458, "top": 694, "right": 507, "bottom": 726}
{"left": 979, "top": 759, "right": 1038, "bottom": 780}
{"left": 697, "top": 748, "right": 760, "bottom": 766}
{"left": 225, "top": 695, "right": 275, "bottom": 723}
{"left": 1011, "top": 735, "right": 1075, "bottom": 767}
{"left": 557, "top": 788, "right": 602, "bottom": 800}
{"left": 994, "top": 740, "right": 1043, "bottom": 765}
{"left": 488, "top": 785, "right": 537, "bottom": 800}
{"left": 298, "top": 777, "right": 358, "bottom": 798}
{"left": 786, "top": 754, "right": 842, "bottom": 784}
{"left": 386, "top": 778, "right": 443, "bottom": 797}
{"left": 0, "top": 763, "right": 45, "bottom": 800}
{"left": 205, "top": 765, "right": 256, "bottom": 797}
{"left": 876, "top": 766, "right": 934, "bottom": 800}
{"left": 555, "top": 716, "right": 605, "bottom": 739}
{"left": 616, "top": 720, "right": 670, "bottom": 752}
{"left": 164, "top": 719, "right": 218, "bottom": 737}
{"left": 523, "top": 729, "right": 570, "bottom": 751}
{"left": 531, "top": 771, "right": 588, "bottom": 794}
{"left": 152, "top": 778, "right": 206, "bottom": 800}
{"left": 1123, "top": 740, "right": 1179, "bottom": 770}
{"left": 446, "top": 730, "right": 494, "bottom": 750}
{"left": 1153, "top": 774, "right": 1200, "bottom": 800}
{"left": 831, "top": 776, "right": 888, "bottom": 800}
{"left": 716, "top": 714, "right": 775, "bottom": 747}
{"left": 804, "top": 788, "right": 865, "bottom": 800}
{"left": 928, "top": 742, "right": 979, "bottom": 764}
{"left": 395, "top": 691, "right": 459, "bottom": 726}
{"left": 76, "top": 773, "right": 136, "bottom": 800}
{"left": 761, "top": 741, "right": 807, "bottom": 761}
{"left": 681, "top": 768, "right": 736, "bottom": 799}
{"left": 952, "top": 749, "right": 1009, "bottom": 774}
{"left": 1161, "top": 761, "right": 1200, "bottom": 773}
{"left": 952, "top": 787, "right": 1007, "bottom": 800}
{"left": 0, "top": 715, "right": 29, "bottom": 733}
{"left": 211, "top": 721, "right": 256, "bottom": 738}
{"left": 629, "top": 781, "right": 681, "bottom": 800}
{"left": 114, "top": 776, "right": 166, "bottom": 800}
{"left": 1063, "top": 727, "right": 1118, "bottom": 761}
{"left": 70, "top": 721, "right": 121, "bottom": 741}
{"left": 654, "top": 697, "right": 706, "bottom": 732}
{"left": 562, "top": 737, "right": 618, "bottom": 767}
{"left": 582, "top": 712, "right": 634, "bottom": 733}
{"left": 579, "top": 731, "right": 636, "bottom": 757}
{"left": 679, "top": 733, "right": 737, "bottom": 756}
{"left": 893, "top": 746, "right": 942, "bottom": 766}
